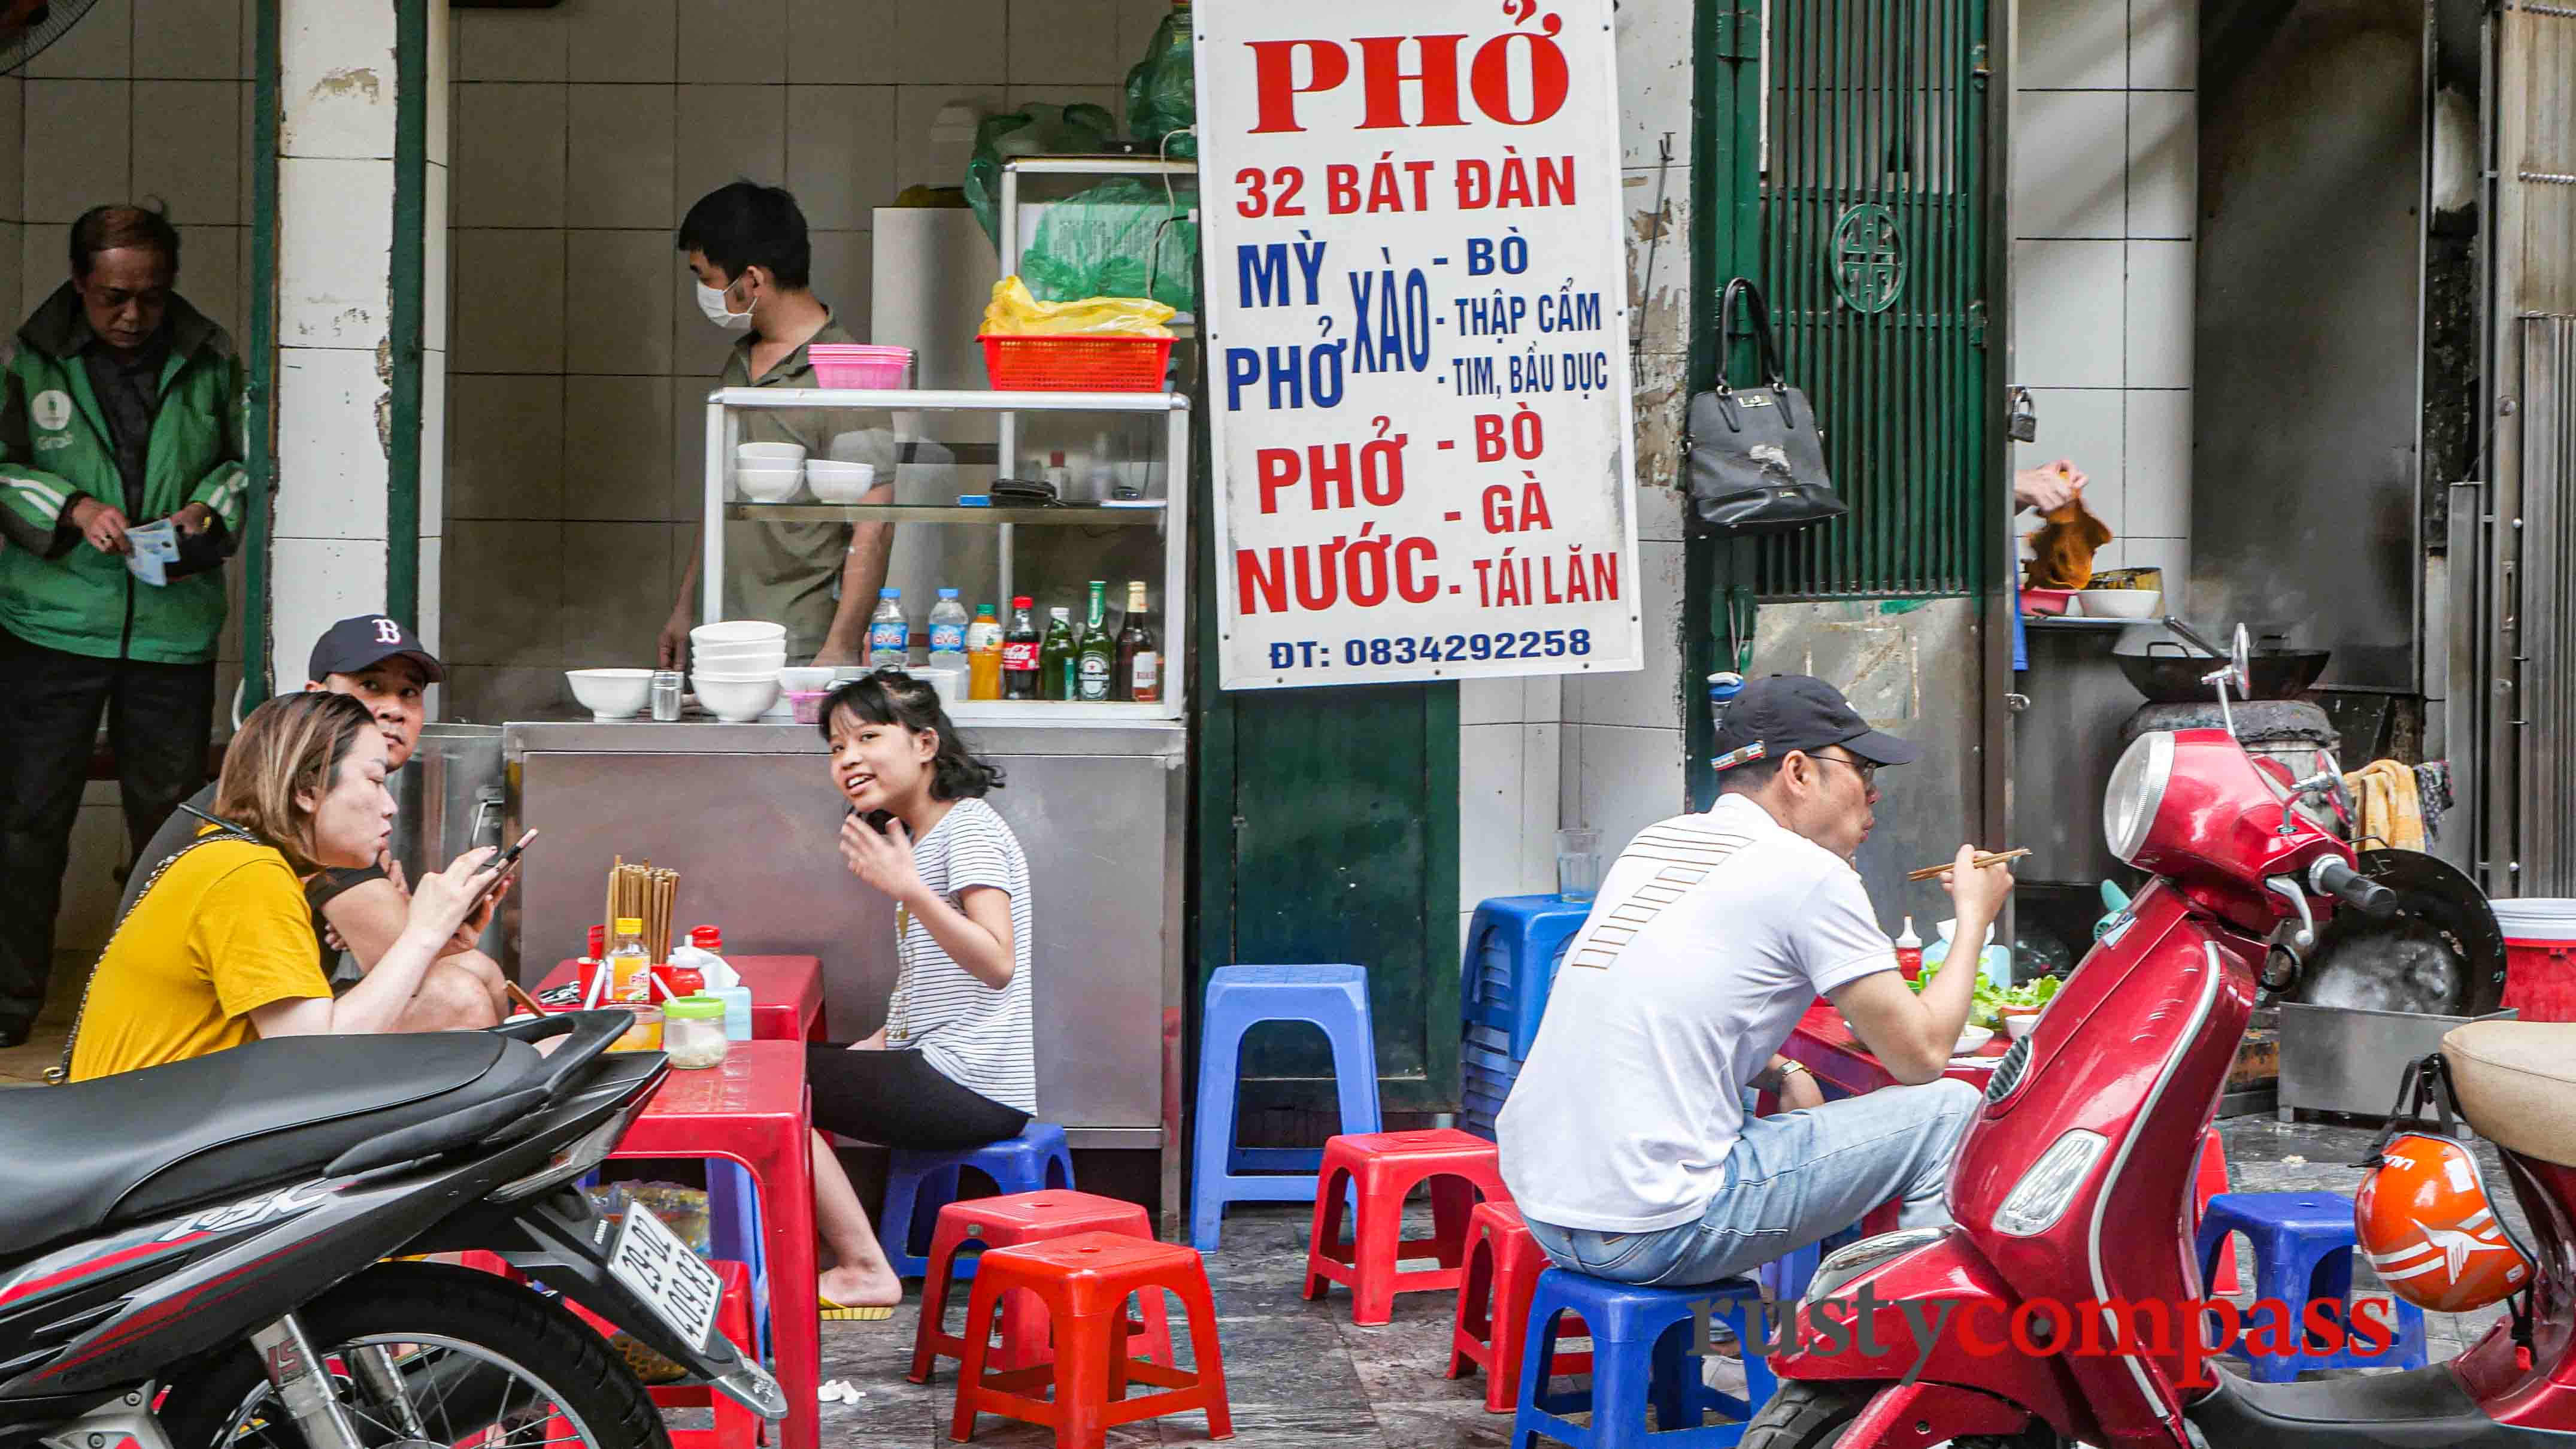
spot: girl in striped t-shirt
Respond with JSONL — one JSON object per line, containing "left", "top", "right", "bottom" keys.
{"left": 802, "top": 671, "right": 1034, "bottom": 1318}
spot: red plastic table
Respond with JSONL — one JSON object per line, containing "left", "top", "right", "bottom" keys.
{"left": 610, "top": 1042, "right": 820, "bottom": 1449}
{"left": 543, "top": 955, "right": 827, "bottom": 1042}
{"left": 1781, "top": 1002, "right": 2236, "bottom": 1286}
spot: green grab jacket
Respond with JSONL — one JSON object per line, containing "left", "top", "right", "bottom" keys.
{"left": 0, "top": 282, "right": 250, "bottom": 665}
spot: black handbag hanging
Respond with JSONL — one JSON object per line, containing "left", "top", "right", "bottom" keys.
{"left": 1684, "top": 278, "right": 1847, "bottom": 535}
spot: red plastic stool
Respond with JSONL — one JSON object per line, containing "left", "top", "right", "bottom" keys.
{"left": 950, "top": 1232, "right": 1232, "bottom": 1449}
{"left": 559, "top": 1259, "right": 762, "bottom": 1449}
{"left": 911, "top": 1190, "right": 1173, "bottom": 1384}
{"left": 1447, "top": 1201, "right": 1591, "bottom": 1413}
{"left": 1302, "top": 1127, "right": 1513, "bottom": 1325}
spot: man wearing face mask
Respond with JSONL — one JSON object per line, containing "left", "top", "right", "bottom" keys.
{"left": 661, "top": 183, "right": 895, "bottom": 671}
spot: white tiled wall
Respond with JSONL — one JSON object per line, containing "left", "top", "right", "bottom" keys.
{"left": 438, "top": 0, "right": 1176, "bottom": 722}
{"left": 18, "top": 0, "right": 258, "bottom": 956}
{"left": 2011, "top": 0, "right": 2197, "bottom": 602}
{"left": 1457, "top": 0, "right": 1699, "bottom": 929}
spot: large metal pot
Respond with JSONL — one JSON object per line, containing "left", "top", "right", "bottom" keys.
{"left": 2111, "top": 622, "right": 2330, "bottom": 702}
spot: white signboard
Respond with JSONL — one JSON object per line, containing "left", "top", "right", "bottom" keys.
{"left": 1195, "top": 0, "right": 1644, "bottom": 690}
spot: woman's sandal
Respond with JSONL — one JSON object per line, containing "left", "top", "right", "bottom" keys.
{"left": 818, "top": 1296, "right": 896, "bottom": 1322}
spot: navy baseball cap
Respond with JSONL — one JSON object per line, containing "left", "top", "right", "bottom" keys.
{"left": 308, "top": 614, "right": 444, "bottom": 684}
{"left": 1712, "top": 674, "right": 1917, "bottom": 772}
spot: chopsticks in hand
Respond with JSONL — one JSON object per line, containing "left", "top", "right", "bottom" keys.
{"left": 1907, "top": 847, "right": 2030, "bottom": 883}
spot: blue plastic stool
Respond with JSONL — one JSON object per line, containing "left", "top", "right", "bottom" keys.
{"left": 1464, "top": 896, "right": 1592, "bottom": 1060}
{"left": 705, "top": 1160, "right": 771, "bottom": 1360}
{"left": 1191, "top": 965, "right": 1383, "bottom": 1251}
{"left": 2193, "top": 1192, "right": 2428, "bottom": 1382}
{"left": 877, "top": 1123, "right": 1075, "bottom": 1280}
{"left": 1514, "top": 1269, "right": 1779, "bottom": 1449}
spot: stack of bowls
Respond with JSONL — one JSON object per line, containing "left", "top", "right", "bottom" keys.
{"left": 735, "top": 441, "right": 806, "bottom": 504}
{"left": 690, "top": 621, "right": 786, "bottom": 721}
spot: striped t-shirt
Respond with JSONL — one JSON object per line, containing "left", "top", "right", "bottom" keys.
{"left": 885, "top": 798, "right": 1037, "bottom": 1112}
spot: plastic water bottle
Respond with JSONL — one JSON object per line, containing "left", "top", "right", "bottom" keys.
{"left": 928, "top": 589, "right": 969, "bottom": 671}
{"left": 866, "top": 589, "right": 910, "bottom": 668}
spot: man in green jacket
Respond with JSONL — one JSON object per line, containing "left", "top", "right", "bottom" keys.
{"left": 0, "top": 205, "right": 249, "bottom": 1048}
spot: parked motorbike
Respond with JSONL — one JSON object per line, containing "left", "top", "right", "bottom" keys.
{"left": 0, "top": 1010, "right": 786, "bottom": 1449}
{"left": 1753, "top": 629, "right": 2576, "bottom": 1449}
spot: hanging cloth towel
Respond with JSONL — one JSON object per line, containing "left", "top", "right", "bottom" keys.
{"left": 2342, "top": 759, "right": 2426, "bottom": 852}
{"left": 2413, "top": 761, "right": 2453, "bottom": 844}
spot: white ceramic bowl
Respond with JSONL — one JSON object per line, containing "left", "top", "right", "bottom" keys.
{"left": 2076, "top": 588, "right": 2162, "bottom": 620}
{"left": 692, "top": 672, "right": 781, "bottom": 722}
{"left": 691, "top": 636, "right": 789, "bottom": 660}
{"left": 2003, "top": 1010, "right": 2042, "bottom": 1042}
{"left": 737, "top": 441, "right": 806, "bottom": 463}
{"left": 566, "top": 667, "right": 653, "bottom": 720}
{"left": 692, "top": 620, "right": 786, "bottom": 644}
{"left": 1954, "top": 1024, "right": 1996, "bottom": 1056}
{"left": 734, "top": 466, "right": 804, "bottom": 504}
{"left": 805, "top": 460, "right": 878, "bottom": 505}
{"left": 778, "top": 665, "right": 839, "bottom": 692}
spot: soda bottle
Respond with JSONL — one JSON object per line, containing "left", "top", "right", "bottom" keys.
{"left": 966, "top": 603, "right": 1004, "bottom": 700}
{"left": 1041, "top": 607, "right": 1077, "bottom": 701}
{"left": 866, "top": 589, "right": 910, "bottom": 668}
{"left": 1076, "top": 581, "right": 1116, "bottom": 701}
{"left": 1116, "top": 581, "right": 1159, "bottom": 702}
{"left": 928, "top": 589, "right": 969, "bottom": 671}
{"left": 1001, "top": 596, "right": 1042, "bottom": 700}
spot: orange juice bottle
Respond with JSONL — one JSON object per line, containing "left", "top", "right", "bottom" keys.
{"left": 606, "top": 917, "right": 653, "bottom": 1002}
{"left": 966, "top": 602, "right": 1004, "bottom": 700}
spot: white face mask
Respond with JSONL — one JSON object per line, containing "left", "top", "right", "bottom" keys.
{"left": 696, "top": 278, "right": 754, "bottom": 333}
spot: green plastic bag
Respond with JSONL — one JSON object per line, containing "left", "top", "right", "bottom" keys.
{"left": 1124, "top": 1, "right": 1196, "bottom": 159}
{"left": 1022, "top": 178, "right": 1199, "bottom": 312}
{"left": 965, "top": 103, "right": 1118, "bottom": 245}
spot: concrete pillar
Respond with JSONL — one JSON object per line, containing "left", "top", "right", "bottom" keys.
{"left": 268, "top": 0, "right": 443, "bottom": 692}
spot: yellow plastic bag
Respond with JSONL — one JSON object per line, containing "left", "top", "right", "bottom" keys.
{"left": 981, "top": 275, "right": 1175, "bottom": 338}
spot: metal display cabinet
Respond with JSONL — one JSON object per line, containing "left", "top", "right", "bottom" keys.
{"left": 700, "top": 387, "right": 1193, "bottom": 723}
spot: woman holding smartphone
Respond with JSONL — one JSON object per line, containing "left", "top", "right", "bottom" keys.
{"left": 802, "top": 671, "right": 1034, "bottom": 1318}
{"left": 65, "top": 692, "right": 505, "bottom": 1081}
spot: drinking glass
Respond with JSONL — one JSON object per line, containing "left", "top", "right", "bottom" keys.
{"left": 1556, "top": 827, "right": 1602, "bottom": 902}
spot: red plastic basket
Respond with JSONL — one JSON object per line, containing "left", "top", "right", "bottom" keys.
{"left": 978, "top": 334, "right": 1174, "bottom": 392}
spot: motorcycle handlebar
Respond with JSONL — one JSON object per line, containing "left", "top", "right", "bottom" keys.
{"left": 2310, "top": 857, "right": 2399, "bottom": 918}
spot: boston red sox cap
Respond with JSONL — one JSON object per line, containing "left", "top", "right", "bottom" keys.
{"left": 308, "top": 614, "right": 444, "bottom": 684}
{"left": 1712, "top": 674, "right": 1917, "bottom": 772}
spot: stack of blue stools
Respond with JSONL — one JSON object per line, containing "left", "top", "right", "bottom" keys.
{"left": 1460, "top": 896, "right": 1590, "bottom": 1139}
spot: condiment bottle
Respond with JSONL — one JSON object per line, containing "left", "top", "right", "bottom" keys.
{"left": 1895, "top": 917, "right": 1924, "bottom": 981}
{"left": 688, "top": 925, "right": 753, "bottom": 1041}
{"left": 605, "top": 917, "right": 653, "bottom": 1003}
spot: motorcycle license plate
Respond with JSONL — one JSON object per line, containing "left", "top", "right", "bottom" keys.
{"left": 606, "top": 1202, "right": 724, "bottom": 1351}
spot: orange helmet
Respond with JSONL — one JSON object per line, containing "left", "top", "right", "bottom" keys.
{"left": 2354, "top": 1130, "right": 2535, "bottom": 1313}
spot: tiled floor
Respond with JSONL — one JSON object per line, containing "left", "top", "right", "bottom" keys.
{"left": 810, "top": 1115, "right": 2535, "bottom": 1449}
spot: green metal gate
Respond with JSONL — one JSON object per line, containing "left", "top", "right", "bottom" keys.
{"left": 1686, "top": 0, "right": 2007, "bottom": 796}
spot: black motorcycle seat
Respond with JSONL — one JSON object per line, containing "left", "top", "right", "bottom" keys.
{"left": 0, "top": 1032, "right": 550, "bottom": 1259}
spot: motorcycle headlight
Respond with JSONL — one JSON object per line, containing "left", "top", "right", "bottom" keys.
{"left": 1801, "top": 1228, "right": 1947, "bottom": 1307}
{"left": 2104, "top": 732, "right": 2174, "bottom": 865}
{"left": 1992, "top": 1129, "right": 2108, "bottom": 1237}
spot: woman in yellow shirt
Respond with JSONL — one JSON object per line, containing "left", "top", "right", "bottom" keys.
{"left": 66, "top": 692, "right": 502, "bottom": 1080}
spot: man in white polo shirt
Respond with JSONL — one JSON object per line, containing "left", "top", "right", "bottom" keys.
{"left": 1498, "top": 674, "right": 2015, "bottom": 1287}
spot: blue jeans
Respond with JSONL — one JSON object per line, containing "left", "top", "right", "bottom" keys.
{"left": 1524, "top": 1078, "right": 1982, "bottom": 1288}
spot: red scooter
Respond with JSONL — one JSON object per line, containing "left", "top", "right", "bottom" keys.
{"left": 1753, "top": 634, "right": 2576, "bottom": 1449}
